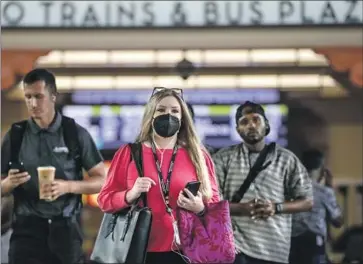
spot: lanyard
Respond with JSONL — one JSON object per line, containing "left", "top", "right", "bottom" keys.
{"left": 150, "top": 141, "right": 178, "bottom": 212}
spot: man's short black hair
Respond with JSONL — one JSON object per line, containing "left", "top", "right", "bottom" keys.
{"left": 301, "top": 149, "right": 325, "bottom": 172}
{"left": 23, "top": 68, "right": 57, "bottom": 95}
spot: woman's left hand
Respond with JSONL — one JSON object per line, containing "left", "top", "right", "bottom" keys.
{"left": 177, "top": 189, "right": 205, "bottom": 214}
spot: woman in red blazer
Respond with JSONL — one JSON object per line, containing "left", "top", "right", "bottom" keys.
{"left": 97, "top": 88, "right": 220, "bottom": 264}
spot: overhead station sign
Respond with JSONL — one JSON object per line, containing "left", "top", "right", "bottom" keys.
{"left": 2, "top": 1, "right": 362, "bottom": 28}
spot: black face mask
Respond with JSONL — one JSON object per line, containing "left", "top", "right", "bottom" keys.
{"left": 153, "top": 114, "right": 180, "bottom": 138}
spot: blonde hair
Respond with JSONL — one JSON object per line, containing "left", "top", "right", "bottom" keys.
{"left": 135, "top": 89, "right": 213, "bottom": 200}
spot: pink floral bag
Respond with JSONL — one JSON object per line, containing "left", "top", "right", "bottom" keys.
{"left": 176, "top": 200, "right": 236, "bottom": 263}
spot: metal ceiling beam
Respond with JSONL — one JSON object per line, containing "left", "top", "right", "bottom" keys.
{"left": 3, "top": 28, "right": 362, "bottom": 49}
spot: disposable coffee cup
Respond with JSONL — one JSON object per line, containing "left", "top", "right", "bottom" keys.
{"left": 37, "top": 166, "right": 56, "bottom": 201}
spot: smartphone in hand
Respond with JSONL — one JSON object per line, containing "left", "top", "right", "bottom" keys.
{"left": 183, "top": 181, "right": 201, "bottom": 197}
{"left": 9, "top": 161, "right": 26, "bottom": 173}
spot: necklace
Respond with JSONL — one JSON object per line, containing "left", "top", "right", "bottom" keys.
{"left": 152, "top": 136, "right": 175, "bottom": 168}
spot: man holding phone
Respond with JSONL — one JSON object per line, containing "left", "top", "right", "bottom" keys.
{"left": 213, "top": 101, "right": 313, "bottom": 264}
{"left": 2, "top": 165, "right": 30, "bottom": 191}
{"left": 1, "top": 69, "right": 106, "bottom": 264}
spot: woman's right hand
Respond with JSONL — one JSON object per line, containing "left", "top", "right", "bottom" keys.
{"left": 126, "top": 177, "right": 156, "bottom": 204}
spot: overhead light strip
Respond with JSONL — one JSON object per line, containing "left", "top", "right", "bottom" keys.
{"left": 16, "top": 74, "right": 336, "bottom": 91}
{"left": 36, "top": 49, "right": 328, "bottom": 67}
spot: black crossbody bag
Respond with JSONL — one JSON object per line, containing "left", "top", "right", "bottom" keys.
{"left": 231, "top": 143, "right": 275, "bottom": 203}
{"left": 90, "top": 143, "right": 152, "bottom": 264}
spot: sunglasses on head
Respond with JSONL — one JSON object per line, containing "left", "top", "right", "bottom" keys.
{"left": 151, "top": 87, "right": 184, "bottom": 99}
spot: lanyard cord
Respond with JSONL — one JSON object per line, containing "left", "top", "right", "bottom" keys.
{"left": 150, "top": 141, "right": 178, "bottom": 213}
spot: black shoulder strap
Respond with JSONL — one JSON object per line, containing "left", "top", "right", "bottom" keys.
{"left": 128, "top": 143, "right": 147, "bottom": 207}
{"left": 61, "top": 116, "right": 82, "bottom": 176}
{"left": 61, "top": 116, "right": 85, "bottom": 217}
{"left": 231, "top": 143, "right": 275, "bottom": 203}
{"left": 9, "top": 120, "right": 28, "bottom": 164}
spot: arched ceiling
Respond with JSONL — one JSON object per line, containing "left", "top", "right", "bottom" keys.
{"left": 314, "top": 47, "right": 363, "bottom": 88}
{"left": 2, "top": 48, "right": 362, "bottom": 94}
{"left": 1, "top": 49, "right": 50, "bottom": 90}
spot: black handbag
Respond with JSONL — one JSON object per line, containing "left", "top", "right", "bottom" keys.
{"left": 90, "top": 143, "right": 152, "bottom": 264}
